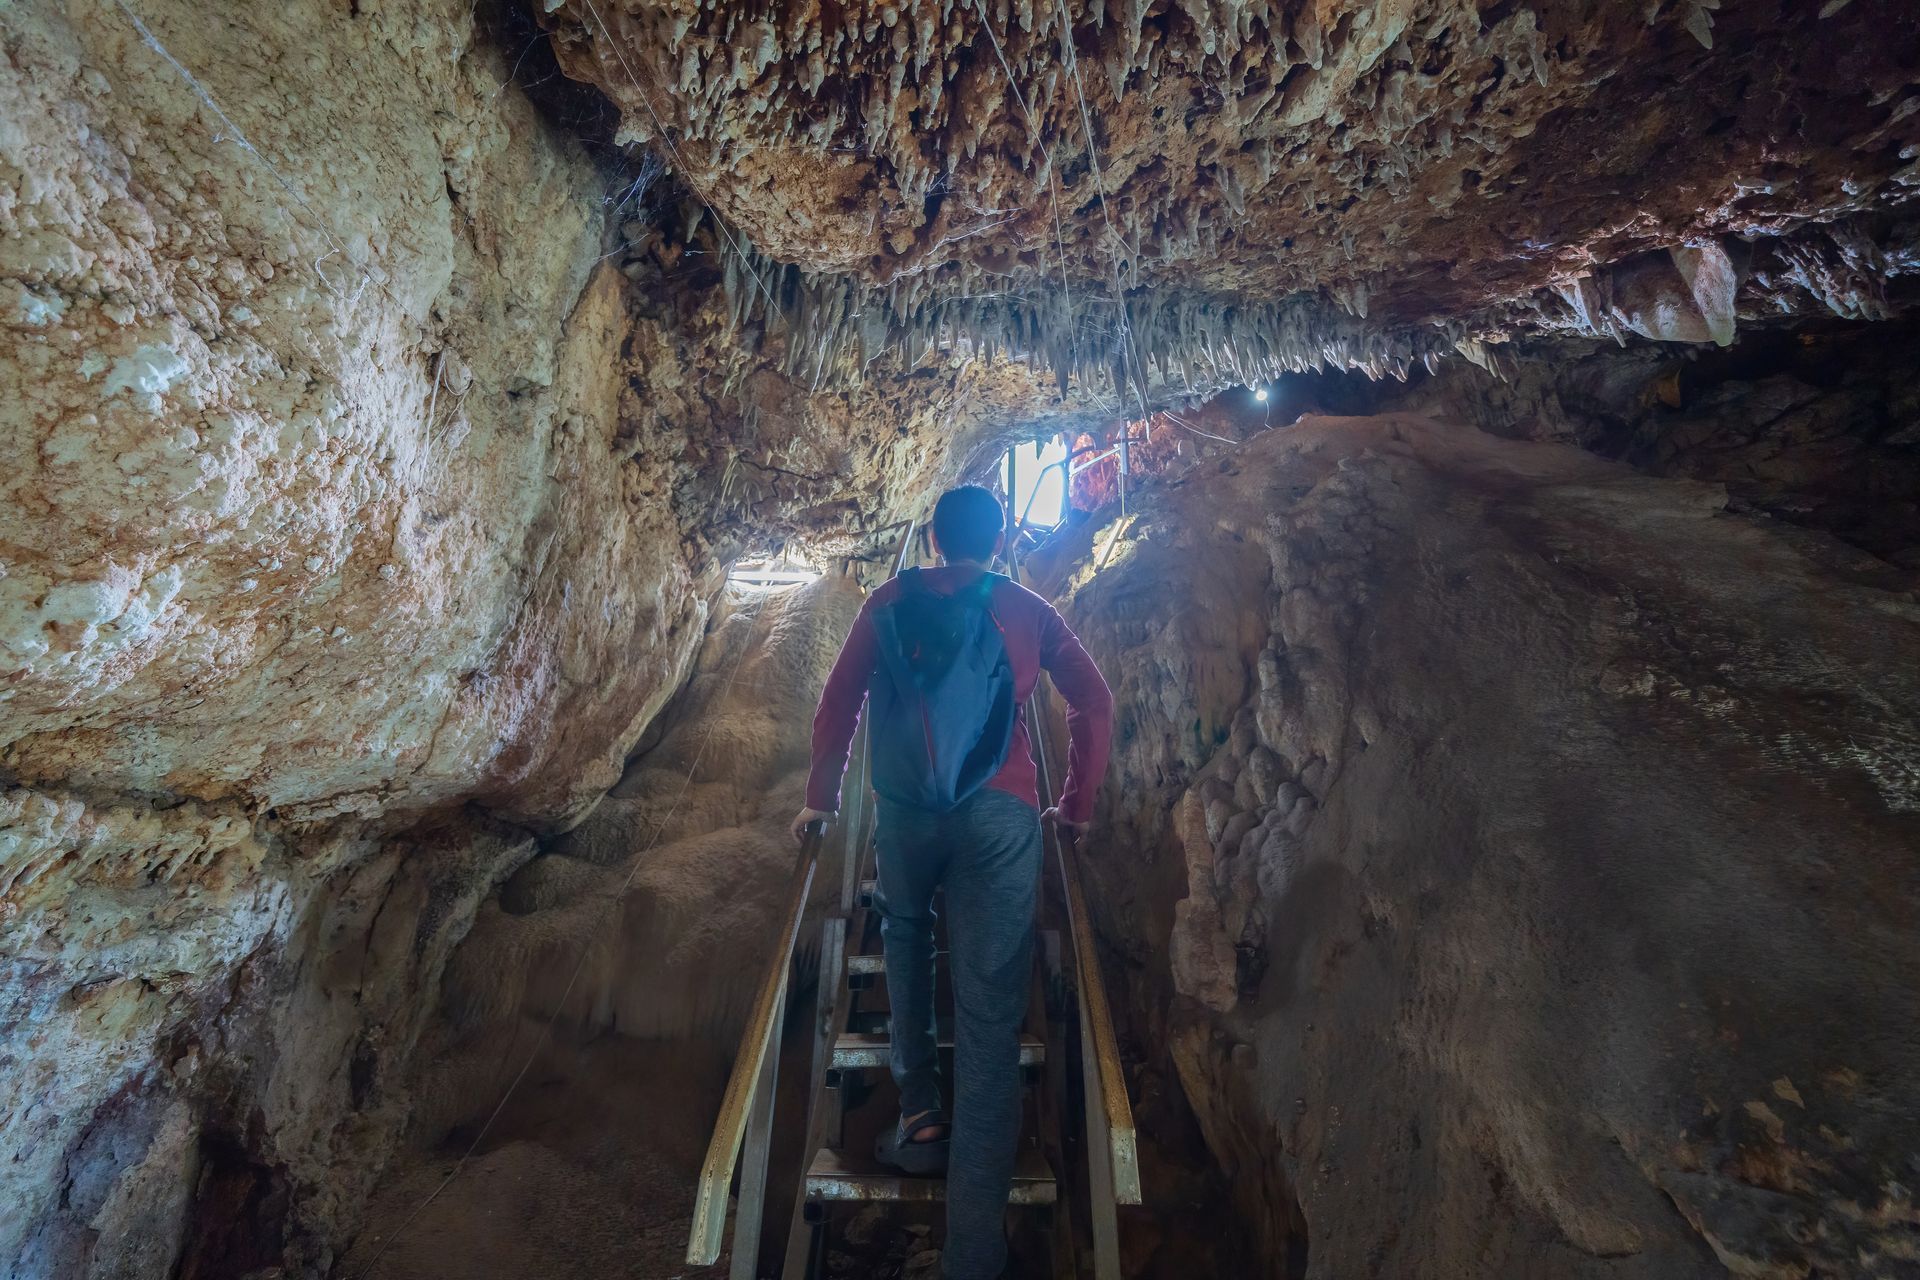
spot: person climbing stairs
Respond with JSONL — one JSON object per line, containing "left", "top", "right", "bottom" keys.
{"left": 790, "top": 484, "right": 1113, "bottom": 1279}
{"left": 797, "top": 844, "right": 1059, "bottom": 1240}
{"left": 686, "top": 485, "right": 1137, "bottom": 1280}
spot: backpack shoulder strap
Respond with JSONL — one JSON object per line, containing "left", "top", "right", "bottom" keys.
{"left": 970, "top": 572, "right": 1011, "bottom": 636}
{"left": 969, "top": 570, "right": 1007, "bottom": 598}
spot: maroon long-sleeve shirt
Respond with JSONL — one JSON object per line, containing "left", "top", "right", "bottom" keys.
{"left": 806, "top": 565, "right": 1114, "bottom": 824}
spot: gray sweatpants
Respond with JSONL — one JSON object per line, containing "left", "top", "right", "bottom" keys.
{"left": 874, "top": 787, "right": 1043, "bottom": 1280}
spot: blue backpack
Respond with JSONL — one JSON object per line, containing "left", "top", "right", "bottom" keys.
{"left": 868, "top": 568, "right": 1018, "bottom": 812}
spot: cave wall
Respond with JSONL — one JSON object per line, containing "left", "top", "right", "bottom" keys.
{"left": 435, "top": 572, "right": 862, "bottom": 1060}
{"left": 1320, "top": 319, "right": 1920, "bottom": 569}
{"left": 344, "top": 573, "right": 863, "bottom": 1279}
{"left": 0, "top": 0, "right": 711, "bottom": 829}
{"left": 1052, "top": 414, "right": 1920, "bottom": 1277}
{"left": 0, "top": 1, "right": 696, "bottom": 1270}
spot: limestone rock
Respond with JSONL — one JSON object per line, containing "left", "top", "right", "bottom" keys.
{"left": 0, "top": 2, "right": 683, "bottom": 1269}
{"left": 0, "top": 0, "right": 703, "bottom": 829}
{"left": 542, "top": 0, "right": 1920, "bottom": 381}
{"left": 353, "top": 575, "right": 863, "bottom": 1273}
{"left": 434, "top": 574, "right": 862, "bottom": 1052}
{"left": 1060, "top": 412, "right": 1920, "bottom": 1276}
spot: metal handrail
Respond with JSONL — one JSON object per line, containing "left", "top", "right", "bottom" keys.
{"left": 1050, "top": 809, "right": 1142, "bottom": 1201}
{"left": 1015, "top": 440, "right": 1126, "bottom": 530}
{"left": 893, "top": 514, "right": 920, "bottom": 575}
{"left": 686, "top": 822, "right": 824, "bottom": 1265}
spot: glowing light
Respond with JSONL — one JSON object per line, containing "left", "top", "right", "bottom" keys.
{"left": 1003, "top": 438, "right": 1069, "bottom": 528}
{"left": 1254, "top": 387, "right": 1269, "bottom": 402}
{"left": 729, "top": 569, "right": 820, "bottom": 586}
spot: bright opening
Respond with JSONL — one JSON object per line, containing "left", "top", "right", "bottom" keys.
{"left": 1003, "top": 438, "right": 1069, "bottom": 529}
{"left": 728, "top": 547, "right": 822, "bottom": 589}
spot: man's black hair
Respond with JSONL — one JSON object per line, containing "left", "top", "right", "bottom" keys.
{"left": 931, "top": 485, "right": 1005, "bottom": 563}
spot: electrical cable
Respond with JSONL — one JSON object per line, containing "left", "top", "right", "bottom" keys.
{"left": 1161, "top": 408, "right": 1238, "bottom": 444}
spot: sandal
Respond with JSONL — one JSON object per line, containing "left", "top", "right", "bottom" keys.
{"left": 875, "top": 1107, "right": 950, "bottom": 1175}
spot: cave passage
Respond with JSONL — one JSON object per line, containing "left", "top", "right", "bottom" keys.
{"left": 2, "top": 2, "right": 1918, "bottom": 1279}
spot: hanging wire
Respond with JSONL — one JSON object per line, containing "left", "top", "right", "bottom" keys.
{"left": 1052, "top": 0, "right": 1155, "bottom": 426}
{"left": 576, "top": 0, "right": 781, "bottom": 318}
{"left": 1161, "top": 407, "right": 1238, "bottom": 444}
{"left": 969, "top": 0, "right": 1096, "bottom": 408}
{"left": 109, "top": 0, "right": 385, "bottom": 304}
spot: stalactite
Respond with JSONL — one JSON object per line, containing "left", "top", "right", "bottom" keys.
{"left": 716, "top": 216, "right": 1470, "bottom": 399}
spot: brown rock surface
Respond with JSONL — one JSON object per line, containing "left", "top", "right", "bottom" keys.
{"left": 1358, "top": 320, "right": 1920, "bottom": 566}
{"left": 439, "top": 573, "right": 860, "bottom": 1048}
{"left": 2, "top": 798, "right": 536, "bottom": 1277}
{"left": 0, "top": 3, "right": 707, "bottom": 1267}
{"left": 0, "top": 0, "right": 702, "bottom": 827}
{"left": 351, "top": 573, "right": 861, "bottom": 1277}
{"left": 543, "top": 0, "right": 1920, "bottom": 385}
{"left": 1051, "top": 413, "right": 1920, "bottom": 1276}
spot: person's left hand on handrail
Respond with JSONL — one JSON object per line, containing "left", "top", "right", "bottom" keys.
{"left": 789, "top": 807, "right": 836, "bottom": 843}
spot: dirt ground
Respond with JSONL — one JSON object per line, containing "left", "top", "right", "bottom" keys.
{"left": 344, "top": 1035, "right": 742, "bottom": 1279}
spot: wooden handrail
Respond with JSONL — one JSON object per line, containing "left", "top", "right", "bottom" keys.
{"left": 692, "top": 516, "right": 918, "bottom": 1269}
{"left": 686, "top": 822, "right": 824, "bottom": 1265}
{"left": 1012, "top": 559, "right": 1142, "bottom": 1209}
{"left": 1026, "top": 689, "right": 1143, "bottom": 1205}
{"left": 1054, "top": 817, "right": 1142, "bottom": 1203}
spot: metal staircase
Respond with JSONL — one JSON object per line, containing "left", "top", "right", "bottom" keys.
{"left": 687, "top": 519, "right": 1139, "bottom": 1280}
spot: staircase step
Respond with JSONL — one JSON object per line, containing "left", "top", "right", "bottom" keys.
{"left": 804, "top": 1145, "right": 1056, "bottom": 1204}
{"left": 848, "top": 1009, "right": 891, "bottom": 1036}
{"left": 829, "top": 1032, "right": 1044, "bottom": 1071}
{"left": 845, "top": 948, "right": 950, "bottom": 979}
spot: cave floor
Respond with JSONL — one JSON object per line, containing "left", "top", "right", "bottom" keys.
{"left": 343, "top": 1037, "right": 741, "bottom": 1279}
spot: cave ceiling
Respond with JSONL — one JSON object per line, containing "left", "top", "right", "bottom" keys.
{"left": 539, "top": 0, "right": 1919, "bottom": 394}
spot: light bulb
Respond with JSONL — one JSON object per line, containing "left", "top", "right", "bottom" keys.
{"left": 1255, "top": 387, "right": 1269, "bottom": 402}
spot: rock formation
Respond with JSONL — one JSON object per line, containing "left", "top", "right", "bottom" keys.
{"left": 2, "top": 1, "right": 647, "bottom": 1265}
{"left": 345, "top": 574, "right": 860, "bottom": 1279}
{"left": 542, "top": 0, "right": 1920, "bottom": 388}
{"left": 1048, "top": 413, "right": 1920, "bottom": 1277}
{"left": 0, "top": 2, "right": 1070, "bottom": 1270}
{"left": 1350, "top": 318, "right": 1920, "bottom": 568}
